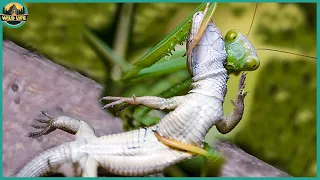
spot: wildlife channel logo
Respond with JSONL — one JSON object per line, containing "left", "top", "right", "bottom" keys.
{"left": 1, "top": 2, "right": 28, "bottom": 28}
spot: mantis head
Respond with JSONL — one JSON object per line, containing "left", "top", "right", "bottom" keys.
{"left": 224, "top": 29, "right": 260, "bottom": 72}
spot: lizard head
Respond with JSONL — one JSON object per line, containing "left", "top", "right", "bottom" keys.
{"left": 224, "top": 29, "right": 260, "bottom": 72}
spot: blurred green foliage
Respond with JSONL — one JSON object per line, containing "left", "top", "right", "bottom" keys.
{"left": 256, "top": 3, "right": 316, "bottom": 51}
{"left": 4, "top": 3, "right": 316, "bottom": 177}
{"left": 4, "top": 3, "right": 116, "bottom": 80}
{"left": 3, "top": 3, "right": 185, "bottom": 82}
{"left": 234, "top": 58, "right": 316, "bottom": 177}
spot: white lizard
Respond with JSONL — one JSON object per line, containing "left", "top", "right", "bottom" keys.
{"left": 15, "top": 11, "right": 250, "bottom": 177}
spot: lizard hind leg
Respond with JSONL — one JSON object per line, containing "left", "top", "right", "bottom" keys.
{"left": 78, "top": 155, "right": 98, "bottom": 177}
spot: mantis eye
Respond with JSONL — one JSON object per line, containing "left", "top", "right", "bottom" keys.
{"left": 242, "top": 56, "right": 260, "bottom": 71}
{"left": 225, "top": 30, "right": 239, "bottom": 42}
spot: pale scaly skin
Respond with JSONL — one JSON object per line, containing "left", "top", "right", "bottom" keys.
{"left": 15, "top": 11, "right": 247, "bottom": 177}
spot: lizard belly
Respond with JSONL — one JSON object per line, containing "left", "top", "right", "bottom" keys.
{"left": 79, "top": 128, "right": 168, "bottom": 155}
{"left": 157, "top": 93, "right": 223, "bottom": 145}
{"left": 96, "top": 151, "right": 191, "bottom": 176}
{"left": 76, "top": 128, "right": 193, "bottom": 176}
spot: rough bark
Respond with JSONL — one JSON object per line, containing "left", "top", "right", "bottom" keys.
{"left": 2, "top": 40, "right": 123, "bottom": 176}
{"left": 214, "top": 140, "right": 289, "bottom": 176}
{"left": 2, "top": 41, "right": 290, "bottom": 177}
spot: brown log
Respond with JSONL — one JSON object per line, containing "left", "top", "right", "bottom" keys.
{"left": 2, "top": 41, "right": 290, "bottom": 177}
{"left": 214, "top": 140, "right": 290, "bottom": 177}
{"left": 2, "top": 40, "right": 123, "bottom": 176}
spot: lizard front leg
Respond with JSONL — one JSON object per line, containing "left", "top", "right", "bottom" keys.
{"left": 28, "top": 111, "right": 96, "bottom": 141}
{"left": 17, "top": 112, "right": 99, "bottom": 177}
{"left": 216, "top": 72, "right": 248, "bottom": 134}
{"left": 154, "top": 73, "right": 248, "bottom": 158}
{"left": 100, "top": 95, "right": 185, "bottom": 110}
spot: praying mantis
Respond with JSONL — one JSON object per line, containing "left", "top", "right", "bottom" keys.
{"left": 120, "top": 2, "right": 315, "bottom": 82}
{"left": 121, "top": 2, "right": 259, "bottom": 82}
{"left": 84, "top": 2, "right": 316, "bottom": 130}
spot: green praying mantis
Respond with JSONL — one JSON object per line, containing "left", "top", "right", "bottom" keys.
{"left": 122, "top": 2, "right": 259, "bottom": 82}
{"left": 85, "top": 2, "right": 315, "bottom": 129}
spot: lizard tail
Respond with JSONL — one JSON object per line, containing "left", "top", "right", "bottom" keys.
{"left": 14, "top": 143, "right": 72, "bottom": 177}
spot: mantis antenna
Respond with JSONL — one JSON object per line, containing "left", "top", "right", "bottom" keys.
{"left": 246, "top": 3, "right": 258, "bottom": 37}
{"left": 256, "top": 48, "right": 316, "bottom": 59}
{"left": 247, "top": 3, "right": 316, "bottom": 60}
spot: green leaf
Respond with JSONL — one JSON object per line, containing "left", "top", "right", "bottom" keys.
{"left": 124, "top": 50, "right": 187, "bottom": 82}
{"left": 83, "top": 29, "right": 131, "bottom": 72}
{"left": 122, "top": 3, "right": 211, "bottom": 81}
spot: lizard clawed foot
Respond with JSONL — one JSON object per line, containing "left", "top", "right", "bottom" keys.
{"left": 28, "top": 111, "right": 58, "bottom": 138}
{"left": 100, "top": 95, "right": 137, "bottom": 110}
